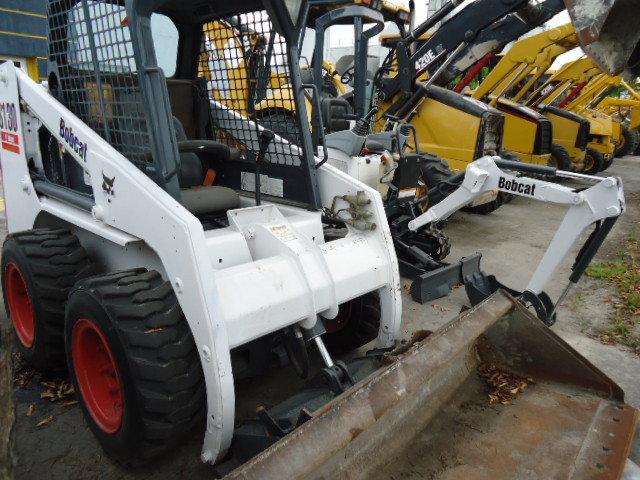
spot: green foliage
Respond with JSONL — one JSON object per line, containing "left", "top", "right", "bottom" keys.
{"left": 587, "top": 238, "right": 640, "bottom": 353}
{"left": 586, "top": 262, "right": 627, "bottom": 280}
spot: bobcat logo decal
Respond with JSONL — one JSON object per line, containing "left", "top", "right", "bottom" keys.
{"left": 102, "top": 172, "right": 115, "bottom": 202}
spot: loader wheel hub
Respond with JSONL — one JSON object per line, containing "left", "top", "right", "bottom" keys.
{"left": 6, "top": 263, "right": 36, "bottom": 348}
{"left": 72, "top": 319, "right": 124, "bottom": 434}
{"left": 585, "top": 153, "right": 595, "bottom": 171}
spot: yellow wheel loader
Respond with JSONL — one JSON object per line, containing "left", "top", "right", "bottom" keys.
{"left": 3, "top": 0, "right": 639, "bottom": 477}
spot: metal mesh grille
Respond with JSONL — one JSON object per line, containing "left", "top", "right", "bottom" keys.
{"left": 199, "top": 12, "right": 304, "bottom": 167}
{"left": 48, "top": 0, "right": 151, "bottom": 167}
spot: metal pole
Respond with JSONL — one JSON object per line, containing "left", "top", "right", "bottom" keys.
{"left": 547, "top": 281, "right": 575, "bottom": 321}
{"left": 314, "top": 336, "right": 335, "bottom": 368}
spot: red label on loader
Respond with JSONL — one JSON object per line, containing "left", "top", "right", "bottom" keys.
{"left": 1, "top": 131, "right": 20, "bottom": 154}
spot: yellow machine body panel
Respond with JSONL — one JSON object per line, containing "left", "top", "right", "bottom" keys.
{"left": 400, "top": 97, "right": 484, "bottom": 172}
{"left": 543, "top": 110, "right": 586, "bottom": 169}
{"left": 579, "top": 109, "right": 616, "bottom": 160}
{"left": 496, "top": 99, "right": 551, "bottom": 166}
{"left": 501, "top": 111, "right": 550, "bottom": 166}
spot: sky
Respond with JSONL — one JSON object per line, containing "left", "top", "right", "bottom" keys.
{"left": 545, "top": 10, "right": 585, "bottom": 69}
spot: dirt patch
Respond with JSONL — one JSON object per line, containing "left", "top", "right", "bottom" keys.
{"left": 0, "top": 325, "right": 15, "bottom": 478}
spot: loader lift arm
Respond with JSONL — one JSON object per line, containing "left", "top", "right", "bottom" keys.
{"left": 449, "top": 0, "right": 566, "bottom": 90}
{"left": 377, "top": 0, "right": 535, "bottom": 106}
{"left": 469, "top": 23, "right": 577, "bottom": 102}
{"left": 409, "top": 156, "right": 626, "bottom": 325}
{"left": 379, "top": 0, "right": 640, "bottom": 121}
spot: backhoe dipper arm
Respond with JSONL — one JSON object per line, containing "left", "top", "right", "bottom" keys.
{"left": 447, "top": 0, "right": 565, "bottom": 87}
{"left": 408, "top": 156, "right": 625, "bottom": 298}
{"left": 379, "top": 0, "right": 531, "bottom": 101}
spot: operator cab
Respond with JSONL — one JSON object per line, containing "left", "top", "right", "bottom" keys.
{"left": 43, "top": 0, "right": 320, "bottom": 228}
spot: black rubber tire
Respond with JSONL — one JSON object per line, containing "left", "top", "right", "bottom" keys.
{"left": 463, "top": 196, "right": 505, "bottom": 215}
{"left": 64, "top": 269, "right": 206, "bottom": 466}
{"left": 628, "top": 129, "right": 640, "bottom": 156}
{"left": 614, "top": 125, "right": 635, "bottom": 158}
{"left": 323, "top": 292, "right": 380, "bottom": 352}
{"left": 420, "top": 154, "right": 504, "bottom": 215}
{"left": 602, "top": 155, "right": 615, "bottom": 172}
{"left": 584, "top": 147, "right": 605, "bottom": 174}
{"left": 549, "top": 144, "right": 572, "bottom": 171}
{"left": 634, "top": 130, "right": 640, "bottom": 155}
{"left": 1, "top": 229, "right": 95, "bottom": 371}
{"left": 258, "top": 111, "right": 302, "bottom": 146}
{"left": 419, "top": 155, "right": 456, "bottom": 207}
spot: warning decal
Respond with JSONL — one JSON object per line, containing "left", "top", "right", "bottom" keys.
{"left": 1, "top": 131, "right": 20, "bottom": 154}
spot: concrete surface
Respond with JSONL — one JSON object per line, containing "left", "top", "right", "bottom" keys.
{"left": 4, "top": 156, "right": 640, "bottom": 479}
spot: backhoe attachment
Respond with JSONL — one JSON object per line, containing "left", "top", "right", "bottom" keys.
{"left": 409, "top": 156, "right": 625, "bottom": 326}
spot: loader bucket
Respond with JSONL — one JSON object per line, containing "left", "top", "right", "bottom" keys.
{"left": 564, "top": 0, "right": 640, "bottom": 76}
{"left": 225, "top": 291, "right": 638, "bottom": 480}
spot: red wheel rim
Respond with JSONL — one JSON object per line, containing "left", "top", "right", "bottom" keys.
{"left": 72, "top": 319, "right": 124, "bottom": 434}
{"left": 5, "top": 263, "right": 36, "bottom": 348}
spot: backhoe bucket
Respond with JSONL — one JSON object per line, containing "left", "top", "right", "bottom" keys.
{"left": 564, "top": 0, "right": 640, "bottom": 76}
{"left": 226, "top": 291, "right": 638, "bottom": 480}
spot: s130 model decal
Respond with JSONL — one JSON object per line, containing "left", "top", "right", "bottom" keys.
{"left": 498, "top": 177, "right": 536, "bottom": 196}
{"left": 0, "top": 101, "right": 20, "bottom": 153}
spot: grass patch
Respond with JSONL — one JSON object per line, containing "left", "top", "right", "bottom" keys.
{"left": 586, "top": 236, "right": 640, "bottom": 353}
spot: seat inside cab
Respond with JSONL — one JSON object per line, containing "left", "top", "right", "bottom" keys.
{"left": 166, "top": 78, "right": 241, "bottom": 216}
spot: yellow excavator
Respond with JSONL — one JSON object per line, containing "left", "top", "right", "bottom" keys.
{"left": 374, "top": 32, "right": 507, "bottom": 175}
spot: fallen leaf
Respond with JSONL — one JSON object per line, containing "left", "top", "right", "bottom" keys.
{"left": 431, "top": 303, "right": 450, "bottom": 313}
{"left": 26, "top": 404, "right": 36, "bottom": 417}
{"left": 144, "top": 327, "right": 164, "bottom": 334}
{"left": 62, "top": 400, "right": 78, "bottom": 407}
{"left": 478, "top": 363, "right": 531, "bottom": 405}
{"left": 40, "top": 390, "right": 56, "bottom": 400}
{"left": 39, "top": 379, "right": 75, "bottom": 402}
{"left": 36, "top": 415, "right": 54, "bottom": 428}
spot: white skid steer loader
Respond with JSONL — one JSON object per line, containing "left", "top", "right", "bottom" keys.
{"left": 0, "top": 0, "right": 639, "bottom": 477}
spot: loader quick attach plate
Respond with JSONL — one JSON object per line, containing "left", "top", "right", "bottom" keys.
{"left": 224, "top": 291, "right": 638, "bottom": 480}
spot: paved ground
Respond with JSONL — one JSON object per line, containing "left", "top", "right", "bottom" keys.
{"left": 4, "top": 156, "right": 640, "bottom": 479}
